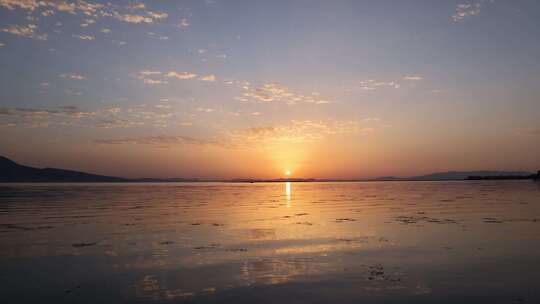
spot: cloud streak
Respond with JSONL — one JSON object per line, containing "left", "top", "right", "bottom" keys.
{"left": 241, "top": 82, "right": 331, "bottom": 105}
{"left": 93, "top": 119, "right": 370, "bottom": 149}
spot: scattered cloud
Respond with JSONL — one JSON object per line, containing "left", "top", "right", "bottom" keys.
{"left": 114, "top": 12, "right": 153, "bottom": 24}
{"left": 228, "top": 120, "right": 367, "bottom": 145}
{"left": 100, "top": 28, "right": 111, "bottom": 34}
{"left": 2, "top": 24, "right": 47, "bottom": 40}
{"left": 127, "top": 3, "right": 145, "bottom": 10}
{"left": 346, "top": 75, "right": 424, "bottom": 91}
{"left": 0, "top": 0, "right": 170, "bottom": 28}
{"left": 0, "top": 0, "right": 42, "bottom": 11}
{"left": 452, "top": 1, "right": 493, "bottom": 22}
{"left": 241, "top": 82, "right": 331, "bottom": 105}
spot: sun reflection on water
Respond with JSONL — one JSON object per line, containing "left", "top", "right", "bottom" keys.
{"left": 285, "top": 182, "right": 291, "bottom": 207}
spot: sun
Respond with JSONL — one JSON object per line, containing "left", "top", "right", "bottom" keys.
{"left": 285, "top": 170, "right": 291, "bottom": 176}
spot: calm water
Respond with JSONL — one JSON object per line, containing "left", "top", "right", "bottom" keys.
{"left": 1, "top": 181, "right": 539, "bottom": 303}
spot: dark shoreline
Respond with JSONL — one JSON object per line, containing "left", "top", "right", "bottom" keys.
{"left": 2, "top": 155, "right": 538, "bottom": 183}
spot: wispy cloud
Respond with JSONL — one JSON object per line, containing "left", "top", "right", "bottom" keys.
{"left": 92, "top": 119, "right": 369, "bottom": 149}
{"left": 196, "top": 107, "right": 214, "bottom": 113}
{"left": 346, "top": 75, "right": 424, "bottom": 91}
{"left": 0, "top": 0, "right": 42, "bottom": 11}
{"left": 0, "top": 106, "right": 95, "bottom": 119}
{"left": 403, "top": 75, "right": 423, "bottom": 81}
{"left": 0, "top": 104, "right": 180, "bottom": 129}
{"left": 355, "top": 80, "right": 400, "bottom": 91}
{"left": 165, "top": 71, "right": 197, "bottom": 80}
{"left": 199, "top": 74, "right": 216, "bottom": 82}
{"left": 94, "top": 135, "right": 223, "bottom": 147}
{"left": 147, "top": 11, "right": 168, "bottom": 20}
{"left": 146, "top": 32, "right": 168, "bottom": 40}
{"left": 136, "top": 69, "right": 210, "bottom": 84}
{"left": 515, "top": 128, "right": 540, "bottom": 137}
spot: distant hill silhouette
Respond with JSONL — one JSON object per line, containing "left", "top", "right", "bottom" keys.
{"left": 0, "top": 156, "right": 536, "bottom": 183}
{"left": 0, "top": 156, "right": 128, "bottom": 182}
{"left": 374, "top": 171, "right": 534, "bottom": 181}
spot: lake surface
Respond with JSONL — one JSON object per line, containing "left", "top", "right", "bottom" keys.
{"left": 1, "top": 181, "right": 539, "bottom": 303}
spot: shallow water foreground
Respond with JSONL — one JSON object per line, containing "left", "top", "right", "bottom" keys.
{"left": 1, "top": 181, "right": 539, "bottom": 303}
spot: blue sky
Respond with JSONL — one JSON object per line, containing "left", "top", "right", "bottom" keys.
{"left": 0, "top": 0, "right": 539, "bottom": 178}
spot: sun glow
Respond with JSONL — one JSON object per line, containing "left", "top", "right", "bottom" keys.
{"left": 285, "top": 170, "right": 291, "bottom": 176}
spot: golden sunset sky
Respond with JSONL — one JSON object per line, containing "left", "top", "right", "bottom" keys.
{"left": 1, "top": 0, "right": 539, "bottom": 179}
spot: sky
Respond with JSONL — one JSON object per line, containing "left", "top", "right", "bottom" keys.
{"left": 0, "top": 0, "right": 539, "bottom": 179}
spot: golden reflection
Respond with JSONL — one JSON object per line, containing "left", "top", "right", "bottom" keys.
{"left": 285, "top": 182, "right": 291, "bottom": 207}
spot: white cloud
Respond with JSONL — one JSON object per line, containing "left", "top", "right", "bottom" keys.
{"left": 73, "top": 34, "right": 95, "bottom": 40}
{"left": 179, "top": 18, "right": 189, "bottom": 29}
{"left": 60, "top": 73, "right": 85, "bottom": 80}
{"left": 403, "top": 75, "right": 423, "bottom": 81}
